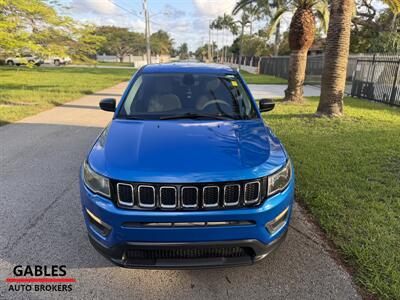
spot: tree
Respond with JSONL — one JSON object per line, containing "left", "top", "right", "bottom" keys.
{"left": 195, "top": 42, "right": 217, "bottom": 61}
{"left": 350, "top": 0, "right": 399, "bottom": 53}
{"left": 178, "top": 43, "right": 189, "bottom": 60}
{"left": 95, "top": 26, "right": 145, "bottom": 61}
{"left": 210, "top": 16, "right": 224, "bottom": 61}
{"left": 220, "top": 13, "right": 238, "bottom": 62}
{"left": 0, "top": 0, "right": 103, "bottom": 60}
{"left": 317, "top": 0, "right": 355, "bottom": 116}
{"left": 233, "top": 0, "right": 289, "bottom": 56}
{"left": 150, "top": 30, "right": 173, "bottom": 55}
{"left": 283, "top": 0, "right": 329, "bottom": 103}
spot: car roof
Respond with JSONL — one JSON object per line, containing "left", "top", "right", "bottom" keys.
{"left": 141, "top": 63, "right": 237, "bottom": 74}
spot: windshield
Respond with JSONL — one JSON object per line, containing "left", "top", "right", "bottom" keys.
{"left": 118, "top": 73, "right": 258, "bottom": 120}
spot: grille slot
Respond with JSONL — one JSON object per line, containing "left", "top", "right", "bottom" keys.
{"left": 181, "top": 186, "right": 198, "bottom": 208}
{"left": 138, "top": 185, "right": 156, "bottom": 208}
{"left": 160, "top": 187, "right": 177, "bottom": 209}
{"left": 125, "top": 247, "right": 251, "bottom": 260}
{"left": 117, "top": 183, "right": 134, "bottom": 207}
{"left": 203, "top": 186, "right": 220, "bottom": 208}
{"left": 224, "top": 184, "right": 240, "bottom": 206}
{"left": 244, "top": 181, "right": 260, "bottom": 204}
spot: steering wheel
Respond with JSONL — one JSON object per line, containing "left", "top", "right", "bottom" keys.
{"left": 200, "top": 100, "right": 230, "bottom": 111}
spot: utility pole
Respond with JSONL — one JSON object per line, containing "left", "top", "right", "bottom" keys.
{"left": 143, "top": 0, "right": 151, "bottom": 64}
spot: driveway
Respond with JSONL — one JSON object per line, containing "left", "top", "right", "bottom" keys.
{"left": 0, "top": 82, "right": 359, "bottom": 299}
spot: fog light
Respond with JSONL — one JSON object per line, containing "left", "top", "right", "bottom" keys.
{"left": 86, "top": 208, "right": 111, "bottom": 236}
{"left": 266, "top": 207, "right": 289, "bottom": 234}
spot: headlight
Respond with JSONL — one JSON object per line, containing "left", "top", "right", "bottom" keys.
{"left": 82, "top": 161, "right": 110, "bottom": 198}
{"left": 268, "top": 160, "right": 292, "bottom": 196}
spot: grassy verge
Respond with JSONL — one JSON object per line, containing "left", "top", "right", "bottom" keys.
{"left": 240, "top": 70, "right": 287, "bottom": 84}
{"left": 97, "top": 61, "right": 136, "bottom": 67}
{"left": 264, "top": 97, "right": 400, "bottom": 299}
{"left": 0, "top": 66, "right": 135, "bottom": 125}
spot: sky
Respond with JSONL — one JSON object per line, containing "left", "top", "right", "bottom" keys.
{"left": 59, "top": 0, "right": 388, "bottom": 52}
{"left": 59, "top": 0, "right": 271, "bottom": 51}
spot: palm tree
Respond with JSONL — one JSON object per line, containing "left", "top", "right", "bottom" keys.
{"left": 282, "top": 0, "right": 328, "bottom": 103}
{"left": 221, "top": 14, "right": 237, "bottom": 62}
{"left": 236, "top": 11, "right": 251, "bottom": 69}
{"left": 210, "top": 16, "right": 224, "bottom": 61}
{"left": 233, "top": 0, "right": 287, "bottom": 56}
{"left": 316, "top": 0, "right": 354, "bottom": 116}
{"left": 234, "top": 0, "right": 329, "bottom": 103}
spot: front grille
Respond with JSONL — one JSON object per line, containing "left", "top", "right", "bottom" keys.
{"left": 181, "top": 187, "right": 198, "bottom": 208}
{"left": 160, "top": 187, "right": 177, "bottom": 208}
{"left": 117, "top": 183, "right": 134, "bottom": 207}
{"left": 203, "top": 186, "right": 219, "bottom": 208}
{"left": 245, "top": 181, "right": 260, "bottom": 204}
{"left": 138, "top": 185, "right": 155, "bottom": 208}
{"left": 112, "top": 178, "right": 267, "bottom": 211}
{"left": 224, "top": 184, "right": 240, "bottom": 206}
{"left": 125, "top": 247, "right": 252, "bottom": 260}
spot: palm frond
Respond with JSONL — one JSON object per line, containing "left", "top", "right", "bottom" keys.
{"left": 314, "top": 2, "right": 329, "bottom": 33}
{"left": 263, "top": 7, "right": 288, "bottom": 38}
{"left": 232, "top": 0, "right": 254, "bottom": 15}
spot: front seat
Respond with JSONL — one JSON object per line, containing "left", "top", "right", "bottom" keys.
{"left": 148, "top": 78, "right": 181, "bottom": 112}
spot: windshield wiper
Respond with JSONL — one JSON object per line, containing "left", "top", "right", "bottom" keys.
{"left": 160, "top": 113, "right": 234, "bottom": 120}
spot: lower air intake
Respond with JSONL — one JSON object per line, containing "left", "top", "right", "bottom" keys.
{"left": 125, "top": 247, "right": 252, "bottom": 260}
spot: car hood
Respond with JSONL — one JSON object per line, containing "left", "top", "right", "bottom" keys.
{"left": 88, "top": 119, "right": 287, "bottom": 183}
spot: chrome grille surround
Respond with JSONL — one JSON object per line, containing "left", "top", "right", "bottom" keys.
{"left": 116, "top": 183, "right": 134, "bottom": 207}
{"left": 244, "top": 181, "right": 261, "bottom": 205}
{"left": 181, "top": 186, "right": 199, "bottom": 209}
{"left": 223, "top": 184, "right": 241, "bottom": 207}
{"left": 159, "top": 186, "right": 178, "bottom": 209}
{"left": 202, "top": 186, "right": 220, "bottom": 208}
{"left": 138, "top": 185, "right": 156, "bottom": 208}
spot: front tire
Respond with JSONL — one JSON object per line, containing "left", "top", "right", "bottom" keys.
{"left": 54, "top": 59, "right": 60, "bottom": 66}
{"left": 7, "top": 60, "right": 14, "bottom": 66}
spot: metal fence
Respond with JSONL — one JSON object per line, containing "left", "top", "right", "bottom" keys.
{"left": 255, "top": 53, "right": 400, "bottom": 106}
{"left": 351, "top": 55, "right": 400, "bottom": 105}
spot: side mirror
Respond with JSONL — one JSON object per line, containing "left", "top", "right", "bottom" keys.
{"left": 259, "top": 99, "right": 275, "bottom": 113}
{"left": 99, "top": 98, "right": 116, "bottom": 112}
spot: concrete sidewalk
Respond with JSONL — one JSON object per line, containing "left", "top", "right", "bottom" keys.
{"left": 0, "top": 82, "right": 360, "bottom": 300}
{"left": 248, "top": 84, "right": 321, "bottom": 99}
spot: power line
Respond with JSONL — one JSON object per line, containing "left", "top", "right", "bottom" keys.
{"left": 106, "top": 0, "right": 142, "bottom": 18}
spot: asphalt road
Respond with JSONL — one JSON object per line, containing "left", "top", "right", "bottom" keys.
{"left": 0, "top": 83, "right": 359, "bottom": 299}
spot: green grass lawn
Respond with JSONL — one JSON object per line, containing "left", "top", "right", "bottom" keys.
{"left": 240, "top": 70, "right": 287, "bottom": 84}
{"left": 265, "top": 97, "right": 400, "bottom": 299}
{"left": 0, "top": 66, "right": 135, "bottom": 125}
{"left": 97, "top": 61, "right": 136, "bottom": 67}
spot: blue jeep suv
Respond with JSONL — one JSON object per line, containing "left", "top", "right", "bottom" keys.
{"left": 80, "top": 63, "right": 294, "bottom": 268}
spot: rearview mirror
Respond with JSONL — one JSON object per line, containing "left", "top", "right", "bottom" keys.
{"left": 99, "top": 98, "right": 116, "bottom": 112}
{"left": 259, "top": 99, "right": 275, "bottom": 113}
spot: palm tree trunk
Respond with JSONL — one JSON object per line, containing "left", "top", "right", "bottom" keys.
{"left": 239, "top": 24, "right": 244, "bottom": 70}
{"left": 317, "top": 0, "right": 354, "bottom": 116}
{"left": 273, "top": 21, "right": 281, "bottom": 56}
{"left": 284, "top": 50, "right": 307, "bottom": 102}
{"left": 283, "top": 8, "right": 315, "bottom": 103}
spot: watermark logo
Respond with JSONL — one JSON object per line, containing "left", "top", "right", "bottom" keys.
{"left": 5, "top": 265, "right": 76, "bottom": 292}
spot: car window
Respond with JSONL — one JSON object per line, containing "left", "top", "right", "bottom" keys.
{"left": 118, "top": 73, "right": 258, "bottom": 120}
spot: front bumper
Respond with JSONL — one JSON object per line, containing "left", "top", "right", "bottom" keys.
{"left": 88, "top": 228, "right": 288, "bottom": 269}
{"left": 80, "top": 174, "right": 294, "bottom": 268}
